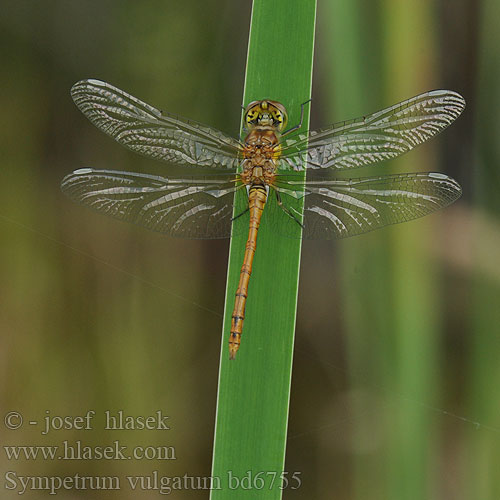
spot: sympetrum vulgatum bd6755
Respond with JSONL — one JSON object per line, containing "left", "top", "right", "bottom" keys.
{"left": 62, "top": 80, "right": 465, "bottom": 359}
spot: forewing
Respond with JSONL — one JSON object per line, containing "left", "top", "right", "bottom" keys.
{"left": 280, "top": 90, "right": 465, "bottom": 171}
{"left": 271, "top": 172, "right": 462, "bottom": 239}
{"left": 71, "top": 79, "right": 241, "bottom": 170}
{"left": 61, "top": 168, "right": 242, "bottom": 238}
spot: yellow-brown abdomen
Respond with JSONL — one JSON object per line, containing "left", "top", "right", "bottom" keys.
{"left": 229, "top": 184, "right": 268, "bottom": 359}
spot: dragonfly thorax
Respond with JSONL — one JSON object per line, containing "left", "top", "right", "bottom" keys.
{"left": 240, "top": 132, "right": 278, "bottom": 185}
{"left": 244, "top": 99, "right": 288, "bottom": 132}
{"left": 240, "top": 164, "right": 276, "bottom": 186}
{"left": 241, "top": 128, "right": 282, "bottom": 180}
{"left": 243, "top": 128, "right": 280, "bottom": 149}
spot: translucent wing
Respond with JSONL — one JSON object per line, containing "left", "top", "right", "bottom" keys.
{"left": 71, "top": 79, "right": 241, "bottom": 170}
{"left": 61, "top": 168, "right": 244, "bottom": 238}
{"left": 280, "top": 90, "right": 465, "bottom": 171}
{"left": 270, "top": 172, "right": 462, "bottom": 239}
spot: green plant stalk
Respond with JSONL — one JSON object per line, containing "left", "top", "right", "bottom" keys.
{"left": 325, "top": 1, "right": 441, "bottom": 498}
{"left": 381, "top": 3, "right": 441, "bottom": 499}
{"left": 467, "top": 0, "right": 500, "bottom": 498}
{"left": 210, "top": 1, "right": 316, "bottom": 498}
{"left": 323, "top": 3, "right": 388, "bottom": 497}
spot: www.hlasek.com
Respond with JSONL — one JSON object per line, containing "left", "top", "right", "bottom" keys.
{"left": 4, "top": 440, "right": 176, "bottom": 461}
{"left": 4, "top": 470, "right": 302, "bottom": 495}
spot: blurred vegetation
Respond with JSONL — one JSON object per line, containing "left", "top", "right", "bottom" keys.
{"left": 0, "top": 1, "right": 498, "bottom": 499}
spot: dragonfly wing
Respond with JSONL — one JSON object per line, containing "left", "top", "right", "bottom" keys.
{"left": 271, "top": 172, "right": 461, "bottom": 239}
{"left": 280, "top": 90, "right": 465, "bottom": 171}
{"left": 71, "top": 79, "right": 241, "bottom": 170}
{"left": 61, "top": 168, "right": 243, "bottom": 238}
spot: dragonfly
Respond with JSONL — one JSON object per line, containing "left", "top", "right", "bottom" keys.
{"left": 62, "top": 79, "right": 465, "bottom": 359}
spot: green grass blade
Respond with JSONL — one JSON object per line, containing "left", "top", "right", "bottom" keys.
{"left": 210, "top": 1, "right": 316, "bottom": 498}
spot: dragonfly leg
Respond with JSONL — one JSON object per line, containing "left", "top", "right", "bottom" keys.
{"left": 231, "top": 206, "right": 249, "bottom": 222}
{"left": 281, "top": 98, "right": 312, "bottom": 137}
{"left": 275, "top": 190, "right": 304, "bottom": 228}
{"left": 239, "top": 112, "right": 249, "bottom": 141}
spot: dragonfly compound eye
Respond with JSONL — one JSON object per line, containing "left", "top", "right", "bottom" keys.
{"left": 265, "top": 100, "right": 288, "bottom": 132}
{"left": 244, "top": 101, "right": 268, "bottom": 129}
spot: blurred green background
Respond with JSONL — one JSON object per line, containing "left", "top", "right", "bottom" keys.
{"left": 1, "top": 1, "right": 499, "bottom": 499}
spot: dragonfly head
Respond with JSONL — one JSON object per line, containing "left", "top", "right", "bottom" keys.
{"left": 244, "top": 100, "right": 288, "bottom": 132}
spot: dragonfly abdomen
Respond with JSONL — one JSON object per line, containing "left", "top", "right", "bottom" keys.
{"left": 229, "top": 184, "right": 268, "bottom": 360}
